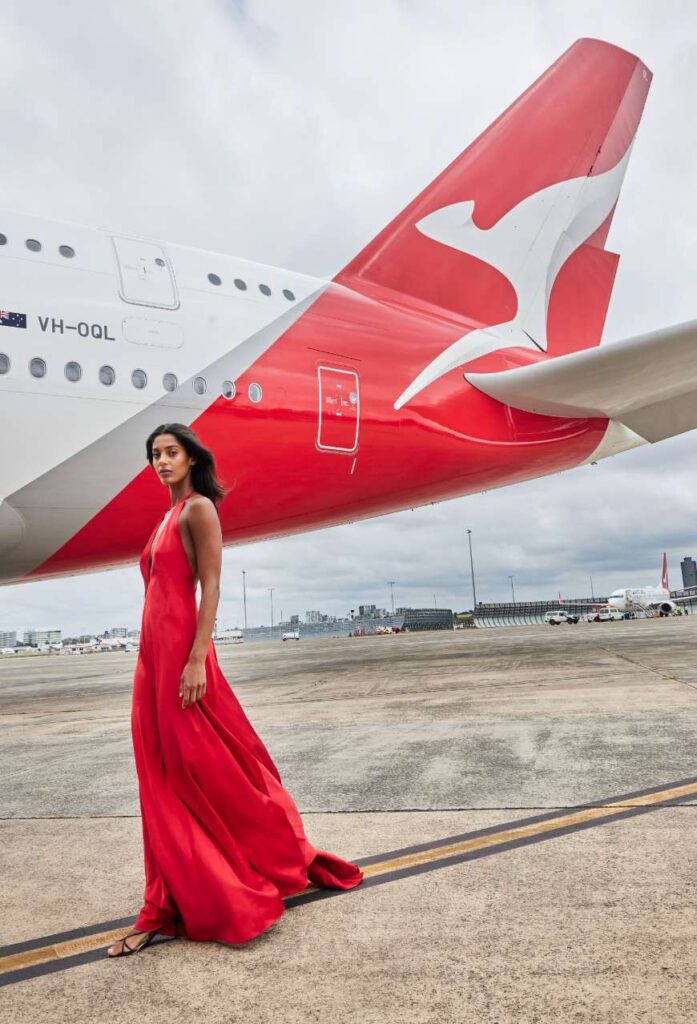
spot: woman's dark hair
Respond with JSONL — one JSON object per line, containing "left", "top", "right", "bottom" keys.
{"left": 146, "top": 423, "right": 229, "bottom": 506}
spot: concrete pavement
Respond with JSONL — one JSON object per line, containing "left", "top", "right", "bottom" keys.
{"left": 2, "top": 617, "right": 697, "bottom": 1021}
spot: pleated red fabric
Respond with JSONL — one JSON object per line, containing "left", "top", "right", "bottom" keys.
{"left": 131, "top": 492, "right": 363, "bottom": 943}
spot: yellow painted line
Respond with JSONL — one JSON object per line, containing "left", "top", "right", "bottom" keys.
{"left": 359, "top": 780, "right": 697, "bottom": 878}
{"left": 0, "top": 927, "right": 138, "bottom": 974}
{"left": 3, "top": 778, "right": 697, "bottom": 977}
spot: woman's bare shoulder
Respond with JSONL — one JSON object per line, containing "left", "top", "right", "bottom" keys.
{"left": 188, "top": 493, "right": 216, "bottom": 510}
{"left": 183, "top": 494, "right": 219, "bottom": 526}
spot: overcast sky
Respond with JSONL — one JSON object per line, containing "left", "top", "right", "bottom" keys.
{"left": 2, "top": 0, "right": 697, "bottom": 635}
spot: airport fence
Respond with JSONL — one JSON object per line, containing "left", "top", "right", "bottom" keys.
{"left": 473, "top": 598, "right": 608, "bottom": 628}
{"left": 473, "top": 591, "right": 697, "bottom": 627}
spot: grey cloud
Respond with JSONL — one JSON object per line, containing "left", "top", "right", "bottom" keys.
{"left": 1, "top": 0, "right": 697, "bottom": 635}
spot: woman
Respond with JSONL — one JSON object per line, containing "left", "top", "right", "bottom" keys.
{"left": 107, "top": 423, "right": 363, "bottom": 957}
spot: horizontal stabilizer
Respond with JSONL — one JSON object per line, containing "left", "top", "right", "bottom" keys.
{"left": 466, "top": 319, "right": 697, "bottom": 443}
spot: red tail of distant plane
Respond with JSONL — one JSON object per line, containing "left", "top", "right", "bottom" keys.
{"left": 661, "top": 552, "right": 669, "bottom": 592}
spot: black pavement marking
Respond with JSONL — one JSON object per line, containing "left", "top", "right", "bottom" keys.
{"left": 3, "top": 773, "right": 697, "bottom": 988}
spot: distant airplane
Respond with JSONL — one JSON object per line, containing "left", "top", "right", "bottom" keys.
{"left": 2, "top": 37, "right": 697, "bottom": 587}
{"left": 607, "top": 553, "right": 687, "bottom": 616}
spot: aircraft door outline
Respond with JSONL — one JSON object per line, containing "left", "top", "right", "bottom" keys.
{"left": 316, "top": 365, "right": 360, "bottom": 454}
{"left": 111, "top": 236, "right": 179, "bottom": 310}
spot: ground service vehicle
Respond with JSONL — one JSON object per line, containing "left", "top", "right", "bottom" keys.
{"left": 586, "top": 607, "right": 623, "bottom": 622}
{"left": 545, "top": 610, "right": 579, "bottom": 625}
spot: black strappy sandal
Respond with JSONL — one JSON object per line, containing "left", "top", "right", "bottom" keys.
{"left": 106, "top": 913, "right": 181, "bottom": 958}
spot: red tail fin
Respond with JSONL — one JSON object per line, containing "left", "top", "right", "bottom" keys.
{"left": 338, "top": 38, "right": 651, "bottom": 366}
{"left": 661, "top": 553, "right": 669, "bottom": 591}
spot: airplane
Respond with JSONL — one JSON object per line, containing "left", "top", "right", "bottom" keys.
{"left": 2, "top": 37, "right": 697, "bottom": 587}
{"left": 607, "top": 553, "right": 687, "bottom": 616}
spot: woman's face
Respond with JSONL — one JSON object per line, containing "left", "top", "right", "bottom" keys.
{"left": 151, "top": 434, "right": 195, "bottom": 486}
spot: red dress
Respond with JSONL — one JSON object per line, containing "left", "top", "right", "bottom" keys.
{"left": 131, "top": 491, "right": 363, "bottom": 943}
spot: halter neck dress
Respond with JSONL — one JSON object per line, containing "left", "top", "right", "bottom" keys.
{"left": 130, "top": 491, "right": 363, "bottom": 943}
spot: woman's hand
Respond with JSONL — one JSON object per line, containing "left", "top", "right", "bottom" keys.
{"left": 180, "top": 656, "right": 207, "bottom": 708}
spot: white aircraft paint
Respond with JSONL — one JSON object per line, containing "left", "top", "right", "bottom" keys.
{"left": 394, "top": 145, "right": 633, "bottom": 409}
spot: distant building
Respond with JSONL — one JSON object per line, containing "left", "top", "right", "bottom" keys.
{"left": 402, "top": 608, "right": 453, "bottom": 631}
{"left": 681, "top": 557, "right": 697, "bottom": 590}
{"left": 306, "top": 610, "right": 322, "bottom": 623}
{"left": 98, "top": 637, "right": 128, "bottom": 650}
{"left": 359, "top": 604, "right": 377, "bottom": 617}
{"left": 216, "top": 629, "right": 244, "bottom": 643}
{"left": 104, "top": 627, "right": 128, "bottom": 638}
{"left": 23, "top": 629, "right": 61, "bottom": 647}
{"left": 0, "top": 630, "right": 17, "bottom": 648}
{"left": 290, "top": 614, "right": 300, "bottom": 625}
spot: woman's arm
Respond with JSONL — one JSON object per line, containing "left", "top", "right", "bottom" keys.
{"left": 180, "top": 498, "right": 222, "bottom": 709}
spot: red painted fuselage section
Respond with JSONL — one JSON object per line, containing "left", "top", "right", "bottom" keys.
{"left": 11, "top": 37, "right": 653, "bottom": 583}
{"left": 43, "top": 280, "right": 607, "bottom": 580}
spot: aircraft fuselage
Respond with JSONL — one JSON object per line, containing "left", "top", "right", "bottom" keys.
{"left": 0, "top": 210, "right": 607, "bottom": 585}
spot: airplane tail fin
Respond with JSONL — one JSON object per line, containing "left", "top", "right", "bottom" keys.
{"left": 661, "top": 552, "right": 669, "bottom": 591}
{"left": 338, "top": 38, "right": 651, "bottom": 364}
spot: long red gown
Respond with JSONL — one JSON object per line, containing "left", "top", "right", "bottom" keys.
{"left": 130, "top": 491, "right": 363, "bottom": 943}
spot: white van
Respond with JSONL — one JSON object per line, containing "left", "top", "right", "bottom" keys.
{"left": 586, "top": 606, "right": 623, "bottom": 622}
{"left": 545, "top": 610, "right": 579, "bottom": 625}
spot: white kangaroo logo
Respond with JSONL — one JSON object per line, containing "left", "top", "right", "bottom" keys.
{"left": 393, "top": 145, "right": 633, "bottom": 410}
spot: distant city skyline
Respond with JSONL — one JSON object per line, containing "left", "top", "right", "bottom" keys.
{"left": 6, "top": 548, "right": 697, "bottom": 639}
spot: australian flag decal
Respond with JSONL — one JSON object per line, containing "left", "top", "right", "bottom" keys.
{"left": 0, "top": 310, "right": 27, "bottom": 328}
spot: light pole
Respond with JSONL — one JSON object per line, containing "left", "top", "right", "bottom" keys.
{"left": 388, "top": 581, "right": 395, "bottom": 615}
{"left": 269, "top": 588, "right": 274, "bottom": 628}
{"left": 466, "top": 529, "right": 477, "bottom": 610}
{"left": 509, "top": 574, "right": 516, "bottom": 602}
{"left": 242, "top": 570, "right": 247, "bottom": 629}
{"left": 589, "top": 575, "right": 595, "bottom": 601}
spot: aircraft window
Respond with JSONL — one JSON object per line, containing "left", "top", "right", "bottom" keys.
{"left": 155, "top": 258, "right": 165, "bottom": 267}
{"left": 25, "top": 239, "right": 42, "bottom": 252}
{"left": 163, "top": 372, "right": 178, "bottom": 392}
{"left": 64, "top": 361, "right": 82, "bottom": 382}
{"left": 193, "top": 376, "right": 207, "bottom": 395}
{"left": 131, "top": 368, "right": 148, "bottom": 389}
{"left": 282, "top": 288, "right": 295, "bottom": 301}
{"left": 30, "top": 357, "right": 47, "bottom": 378}
{"left": 248, "top": 382, "right": 262, "bottom": 403}
{"left": 259, "top": 284, "right": 272, "bottom": 296}
{"left": 208, "top": 273, "right": 222, "bottom": 286}
{"left": 234, "top": 278, "right": 247, "bottom": 291}
{"left": 0, "top": 353, "right": 9, "bottom": 373}
{"left": 0, "top": 234, "right": 7, "bottom": 246}
{"left": 59, "top": 245, "right": 75, "bottom": 259}
{"left": 222, "top": 380, "right": 236, "bottom": 399}
{"left": 99, "top": 365, "right": 116, "bottom": 386}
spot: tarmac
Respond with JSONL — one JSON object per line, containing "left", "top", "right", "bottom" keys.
{"left": 2, "top": 617, "right": 697, "bottom": 1023}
